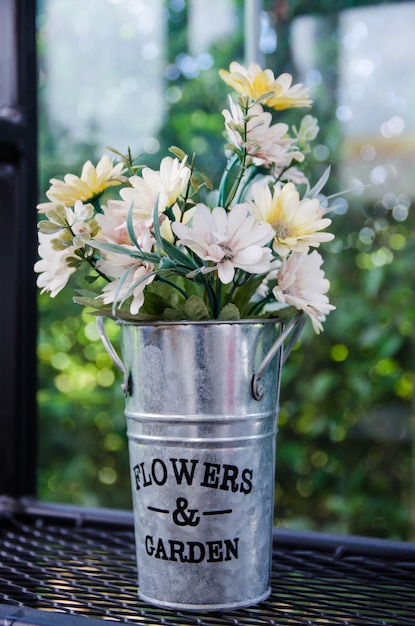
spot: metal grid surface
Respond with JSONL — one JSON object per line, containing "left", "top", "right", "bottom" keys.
{"left": 0, "top": 506, "right": 414, "bottom": 626}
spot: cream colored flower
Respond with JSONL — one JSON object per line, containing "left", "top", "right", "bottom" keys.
{"left": 96, "top": 225, "right": 155, "bottom": 315}
{"left": 219, "top": 62, "right": 311, "bottom": 110}
{"left": 114, "top": 156, "right": 191, "bottom": 226}
{"left": 273, "top": 251, "right": 335, "bottom": 333}
{"left": 272, "top": 165, "right": 309, "bottom": 186}
{"left": 37, "top": 155, "right": 125, "bottom": 212}
{"left": 294, "top": 115, "right": 319, "bottom": 148}
{"left": 159, "top": 204, "right": 195, "bottom": 243}
{"left": 40, "top": 201, "right": 98, "bottom": 249}
{"left": 223, "top": 98, "right": 302, "bottom": 168}
{"left": 35, "top": 200, "right": 100, "bottom": 296}
{"left": 95, "top": 205, "right": 156, "bottom": 315}
{"left": 172, "top": 203, "right": 274, "bottom": 284}
{"left": 98, "top": 257, "right": 155, "bottom": 315}
{"left": 249, "top": 182, "right": 333, "bottom": 257}
{"left": 266, "top": 73, "right": 311, "bottom": 110}
{"left": 159, "top": 155, "right": 191, "bottom": 206}
{"left": 219, "top": 62, "right": 279, "bottom": 101}
{"left": 96, "top": 201, "right": 137, "bottom": 247}
{"left": 34, "top": 232, "right": 76, "bottom": 297}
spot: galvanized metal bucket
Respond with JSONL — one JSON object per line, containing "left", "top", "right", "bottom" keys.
{"left": 97, "top": 314, "right": 304, "bottom": 612}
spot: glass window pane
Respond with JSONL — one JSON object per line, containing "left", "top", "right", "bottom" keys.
{"left": 263, "top": 1, "right": 415, "bottom": 539}
{"left": 37, "top": 0, "right": 415, "bottom": 541}
{"left": 0, "top": 0, "right": 17, "bottom": 113}
{"left": 37, "top": 0, "right": 243, "bottom": 508}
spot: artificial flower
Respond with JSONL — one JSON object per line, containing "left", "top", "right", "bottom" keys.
{"left": 272, "top": 165, "right": 309, "bottom": 186}
{"left": 113, "top": 156, "right": 191, "bottom": 226}
{"left": 37, "top": 155, "right": 125, "bottom": 212}
{"left": 98, "top": 256, "right": 155, "bottom": 315}
{"left": 293, "top": 114, "right": 319, "bottom": 153}
{"left": 273, "top": 251, "right": 335, "bottom": 334}
{"left": 223, "top": 98, "right": 302, "bottom": 168}
{"left": 172, "top": 203, "right": 274, "bottom": 284}
{"left": 96, "top": 220, "right": 156, "bottom": 315}
{"left": 35, "top": 60, "right": 338, "bottom": 331}
{"left": 266, "top": 73, "right": 312, "bottom": 110}
{"left": 35, "top": 232, "right": 76, "bottom": 297}
{"left": 219, "top": 61, "right": 280, "bottom": 101}
{"left": 249, "top": 182, "right": 334, "bottom": 257}
{"left": 38, "top": 200, "right": 99, "bottom": 251}
{"left": 96, "top": 201, "right": 140, "bottom": 247}
{"left": 159, "top": 204, "right": 195, "bottom": 244}
{"left": 219, "top": 61, "right": 311, "bottom": 110}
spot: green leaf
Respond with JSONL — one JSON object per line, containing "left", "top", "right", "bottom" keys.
{"left": 274, "top": 305, "right": 300, "bottom": 320}
{"left": 149, "top": 195, "right": 199, "bottom": 273}
{"left": 190, "top": 174, "right": 200, "bottom": 193}
{"left": 140, "top": 286, "right": 179, "bottom": 317}
{"left": 74, "top": 289, "right": 98, "bottom": 297}
{"left": 38, "top": 220, "right": 63, "bottom": 234}
{"left": 232, "top": 276, "right": 264, "bottom": 315}
{"left": 106, "top": 145, "right": 125, "bottom": 157}
{"left": 253, "top": 90, "right": 276, "bottom": 105}
{"left": 183, "top": 295, "right": 211, "bottom": 321}
{"left": 51, "top": 238, "right": 71, "bottom": 251}
{"left": 59, "top": 230, "right": 74, "bottom": 243}
{"left": 88, "top": 239, "right": 159, "bottom": 262}
{"left": 162, "top": 308, "right": 184, "bottom": 321}
{"left": 73, "top": 295, "right": 103, "bottom": 309}
{"left": 176, "top": 275, "right": 204, "bottom": 299}
{"left": 126, "top": 200, "right": 143, "bottom": 252}
{"left": 218, "top": 303, "right": 240, "bottom": 321}
{"left": 66, "top": 256, "right": 83, "bottom": 268}
{"left": 73, "top": 296, "right": 160, "bottom": 322}
{"left": 217, "top": 153, "right": 239, "bottom": 207}
{"left": 199, "top": 172, "right": 214, "bottom": 190}
{"left": 46, "top": 205, "right": 68, "bottom": 226}
{"left": 100, "top": 309, "right": 160, "bottom": 322}
{"left": 84, "top": 274, "right": 100, "bottom": 284}
{"left": 169, "top": 145, "right": 187, "bottom": 161}
{"left": 158, "top": 256, "right": 177, "bottom": 270}
{"left": 158, "top": 236, "right": 198, "bottom": 271}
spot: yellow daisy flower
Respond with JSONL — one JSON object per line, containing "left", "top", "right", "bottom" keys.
{"left": 249, "top": 182, "right": 333, "bottom": 257}
{"left": 219, "top": 62, "right": 312, "bottom": 110}
{"left": 266, "top": 73, "right": 312, "bottom": 110}
{"left": 37, "top": 154, "right": 125, "bottom": 212}
{"left": 219, "top": 61, "right": 278, "bottom": 101}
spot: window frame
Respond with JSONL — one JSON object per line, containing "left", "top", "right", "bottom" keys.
{"left": 0, "top": 0, "right": 38, "bottom": 498}
{"left": 2, "top": 0, "right": 411, "bottom": 528}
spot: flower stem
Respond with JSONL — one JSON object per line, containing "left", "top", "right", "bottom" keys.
{"left": 217, "top": 154, "right": 239, "bottom": 208}
{"left": 157, "top": 274, "right": 188, "bottom": 300}
{"left": 215, "top": 277, "right": 222, "bottom": 317}
{"left": 84, "top": 252, "right": 111, "bottom": 282}
{"left": 246, "top": 294, "right": 272, "bottom": 316}
{"left": 180, "top": 153, "right": 196, "bottom": 214}
{"left": 223, "top": 100, "right": 250, "bottom": 209}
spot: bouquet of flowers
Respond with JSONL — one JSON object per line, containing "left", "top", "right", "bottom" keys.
{"left": 35, "top": 61, "right": 336, "bottom": 333}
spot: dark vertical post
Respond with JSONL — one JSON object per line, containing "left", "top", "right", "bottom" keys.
{"left": 0, "top": 0, "right": 38, "bottom": 497}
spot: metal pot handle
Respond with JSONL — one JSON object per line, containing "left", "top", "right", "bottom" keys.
{"left": 252, "top": 313, "right": 306, "bottom": 401}
{"left": 96, "top": 317, "right": 130, "bottom": 396}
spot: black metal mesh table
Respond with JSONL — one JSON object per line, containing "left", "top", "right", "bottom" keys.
{"left": 0, "top": 500, "right": 414, "bottom": 625}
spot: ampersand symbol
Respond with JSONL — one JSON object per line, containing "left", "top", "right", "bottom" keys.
{"left": 172, "top": 497, "right": 200, "bottom": 527}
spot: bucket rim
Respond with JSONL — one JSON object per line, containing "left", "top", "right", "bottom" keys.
{"left": 114, "top": 315, "right": 296, "bottom": 329}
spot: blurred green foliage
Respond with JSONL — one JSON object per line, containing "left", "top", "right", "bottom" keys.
{"left": 37, "top": 0, "right": 414, "bottom": 539}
